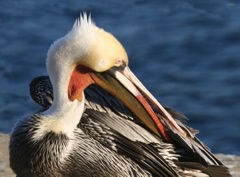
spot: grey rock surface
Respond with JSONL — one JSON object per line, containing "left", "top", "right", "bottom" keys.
{"left": 0, "top": 133, "right": 14, "bottom": 177}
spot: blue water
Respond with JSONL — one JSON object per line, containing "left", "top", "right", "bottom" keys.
{"left": 0, "top": 0, "right": 239, "bottom": 155}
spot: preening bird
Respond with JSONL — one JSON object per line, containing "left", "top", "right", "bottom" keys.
{"left": 10, "top": 14, "right": 231, "bottom": 177}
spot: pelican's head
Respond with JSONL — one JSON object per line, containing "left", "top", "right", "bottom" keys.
{"left": 46, "top": 14, "right": 185, "bottom": 141}
{"left": 47, "top": 14, "right": 128, "bottom": 74}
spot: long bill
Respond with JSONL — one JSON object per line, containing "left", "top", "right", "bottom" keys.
{"left": 122, "top": 66, "right": 187, "bottom": 136}
{"left": 90, "top": 68, "right": 187, "bottom": 142}
{"left": 68, "top": 65, "right": 186, "bottom": 142}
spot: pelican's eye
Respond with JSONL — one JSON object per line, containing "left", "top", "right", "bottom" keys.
{"left": 114, "top": 58, "right": 123, "bottom": 67}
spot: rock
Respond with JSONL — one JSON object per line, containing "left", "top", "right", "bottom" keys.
{"left": 1, "top": 133, "right": 239, "bottom": 176}
{"left": 215, "top": 153, "right": 240, "bottom": 177}
{"left": 0, "top": 133, "right": 15, "bottom": 177}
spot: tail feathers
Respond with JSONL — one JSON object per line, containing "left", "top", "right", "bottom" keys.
{"left": 175, "top": 162, "right": 232, "bottom": 177}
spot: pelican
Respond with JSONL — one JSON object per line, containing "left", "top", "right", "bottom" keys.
{"left": 10, "top": 14, "right": 231, "bottom": 177}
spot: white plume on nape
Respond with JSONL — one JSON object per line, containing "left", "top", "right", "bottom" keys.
{"left": 73, "top": 12, "right": 95, "bottom": 29}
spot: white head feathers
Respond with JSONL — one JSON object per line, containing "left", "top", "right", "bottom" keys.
{"left": 73, "top": 13, "right": 95, "bottom": 30}
{"left": 47, "top": 13, "right": 128, "bottom": 78}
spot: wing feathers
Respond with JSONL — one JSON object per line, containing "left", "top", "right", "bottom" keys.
{"left": 81, "top": 109, "right": 177, "bottom": 177}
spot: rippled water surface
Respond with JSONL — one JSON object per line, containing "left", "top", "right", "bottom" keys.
{"left": 0, "top": 0, "right": 239, "bottom": 154}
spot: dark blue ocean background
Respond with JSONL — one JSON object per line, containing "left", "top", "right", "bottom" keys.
{"left": 0, "top": 0, "right": 239, "bottom": 155}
